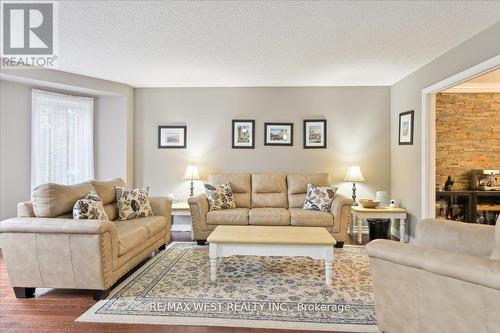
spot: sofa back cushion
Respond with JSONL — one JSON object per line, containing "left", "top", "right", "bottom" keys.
{"left": 252, "top": 173, "right": 287, "bottom": 208}
{"left": 91, "top": 178, "right": 126, "bottom": 205}
{"left": 31, "top": 181, "right": 95, "bottom": 217}
{"left": 208, "top": 173, "right": 251, "bottom": 208}
{"left": 287, "top": 173, "right": 330, "bottom": 208}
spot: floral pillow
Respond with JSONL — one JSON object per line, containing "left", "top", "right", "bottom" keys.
{"left": 303, "top": 184, "right": 336, "bottom": 212}
{"left": 204, "top": 182, "right": 236, "bottom": 211}
{"left": 73, "top": 191, "right": 109, "bottom": 220}
{"left": 115, "top": 187, "right": 154, "bottom": 220}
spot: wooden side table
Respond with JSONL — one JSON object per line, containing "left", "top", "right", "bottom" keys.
{"left": 171, "top": 202, "right": 193, "bottom": 239}
{"left": 351, "top": 206, "right": 408, "bottom": 244}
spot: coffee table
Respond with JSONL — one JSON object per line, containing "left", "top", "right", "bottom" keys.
{"left": 207, "top": 225, "right": 336, "bottom": 285}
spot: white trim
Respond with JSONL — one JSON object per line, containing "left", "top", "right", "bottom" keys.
{"left": 421, "top": 55, "right": 500, "bottom": 220}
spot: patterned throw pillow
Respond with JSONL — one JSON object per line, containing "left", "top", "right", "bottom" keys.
{"left": 303, "top": 184, "right": 336, "bottom": 212}
{"left": 204, "top": 182, "right": 237, "bottom": 211}
{"left": 115, "top": 187, "right": 154, "bottom": 220}
{"left": 73, "top": 191, "right": 109, "bottom": 220}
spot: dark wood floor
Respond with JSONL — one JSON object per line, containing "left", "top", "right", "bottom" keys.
{"left": 0, "top": 231, "right": 371, "bottom": 333}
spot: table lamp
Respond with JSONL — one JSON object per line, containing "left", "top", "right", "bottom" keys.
{"left": 183, "top": 164, "right": 200, "bottom": 197}
{"left": 344, "top": 165, "right": 365, "bottom": 204}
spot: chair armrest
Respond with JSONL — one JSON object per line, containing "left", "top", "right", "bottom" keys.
{"left": 0, "top": 217, "right": 116, "bottom": 235}
{"left": 416, "top": 218, "right": 496, "bottom": 257}
{"left": 187, "top": 194, "right": 209, "bottom": 239}
{"left": 149, "top": 196, "right": 172, "bottom": 227}
{"left": 367, "top": 239, "right": 500, "bottom": 290}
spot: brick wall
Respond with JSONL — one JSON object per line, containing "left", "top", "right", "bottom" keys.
{"left": 435, "top": 93, "right": 500, "bottom": 190}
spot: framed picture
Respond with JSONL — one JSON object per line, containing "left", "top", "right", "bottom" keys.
{"left": 264, "top": 122, "right": 293, "bottom": 146}
{"left": 232, "top": 120, "right": 255, "bottom": 149}
{"left": 398, "top": 110, "right": 414, "bottom": 145}
{"left": 158, "top": 125, "right": 187, "bottom": 148}
{"left": 303, "top": 119, "right": 327, "bottom": 149}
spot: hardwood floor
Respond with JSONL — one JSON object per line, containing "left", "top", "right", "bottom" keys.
{"left": 0, "top": 231, "right": 370, "bottom": 333}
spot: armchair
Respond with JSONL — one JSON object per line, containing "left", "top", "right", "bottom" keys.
{"left": 366, "top": 218, "right": 500, "bottom": 333}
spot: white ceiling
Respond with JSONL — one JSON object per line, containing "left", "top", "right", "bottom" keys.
{"left": 57, "top": 1, "right": 500, "bottom": 87}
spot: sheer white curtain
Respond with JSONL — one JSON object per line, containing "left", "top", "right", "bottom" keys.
{"left": 31, "top": 89, "right": 94, "bottom": 188}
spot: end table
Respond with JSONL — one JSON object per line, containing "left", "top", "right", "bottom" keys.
{"left": 351, "top": 206, "right": 408, "bottom": 244}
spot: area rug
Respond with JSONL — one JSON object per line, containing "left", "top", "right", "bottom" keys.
{"left": 77, "top": 242, "right": 378, "bottom": 332}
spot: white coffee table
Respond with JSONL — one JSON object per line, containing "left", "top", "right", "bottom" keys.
{"left": 207, "top": 225, "right": 336, "bottom": 285}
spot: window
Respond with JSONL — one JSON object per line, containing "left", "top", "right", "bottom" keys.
{"left": 31, "top": 90, "right": 94, "bottom": 188}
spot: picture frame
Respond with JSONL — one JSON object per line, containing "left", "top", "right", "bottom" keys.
{"left": 158, "top": 125, "right": 187, "bottom": 149}
{"left": 398, "top": 110, "right": 414, "bottom": 145}
{"left": 232, "top": 119, "right": 255, "bottom": 149}
{"left": 303, "top": 119, "right": 327, "bottom": 149}
{"left": 264, "top": 122, "right": 293, "bottom": 146}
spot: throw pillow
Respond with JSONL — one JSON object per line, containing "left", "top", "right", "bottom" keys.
{"left": 303, "top": 184, "right": 336, "bottom": 212}
{"left": 73, "top": 191, "right": 109, "bottom": 220}
{"left": 204, "top": 182, "right": 237, "bottom": 211}
{"left": 115, "top": 187, "right": 154, "bottom": 220}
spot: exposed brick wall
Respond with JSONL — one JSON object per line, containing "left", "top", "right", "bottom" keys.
{"left": 435, "top": 93, "right": 500, "bottom": 190}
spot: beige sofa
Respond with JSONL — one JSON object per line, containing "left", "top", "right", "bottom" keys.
{"left": 0, "top": 178, "right": 171, "bottom": 300}
{"left": 367, "top": 218, "right": 500, "bottom": 333}
{"left": 188, "top": 173, "right": 353, "bottom": 247}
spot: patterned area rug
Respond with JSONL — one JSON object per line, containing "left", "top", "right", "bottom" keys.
{"left": 77, "top": 242, "right": 378, "bottom": 332}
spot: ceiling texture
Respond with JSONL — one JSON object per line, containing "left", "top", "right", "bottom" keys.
{"left": 57, "top": 1, "right": 500, "bottom": 87}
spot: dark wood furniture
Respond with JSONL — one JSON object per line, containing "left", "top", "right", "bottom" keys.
{"left": 436, "top": 190, "right": 500, "bottom": 224}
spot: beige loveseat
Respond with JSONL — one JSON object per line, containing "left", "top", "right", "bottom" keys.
{"left": 0, "top": 178, "right": 171, "bottom": 300}
{"left": 367, "top": 218, "right": 500, "bottom": 333}
{"left": 188, "top": 173, "right": 353, "bottom": 247}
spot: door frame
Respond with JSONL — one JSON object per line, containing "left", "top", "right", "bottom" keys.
{"left": 420, "top": 55, "right": 500, "bottom": 219}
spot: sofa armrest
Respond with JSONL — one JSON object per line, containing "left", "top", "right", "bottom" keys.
{"left": 330, "top": 193, "right": 354, "bottom": 240}
{"left": 0, "top": 217, "right": 116, "bottom": 235}
{"left": 187, "top": 193, "right": 209, "bottom": 240}
{"left": 149, "top": 196, "right": 172, "bottom": 228}
{"left": 367, "top": 239, "right": 500, "bottom": 290}
{"left": 17, "top": 202, "right": 35, "bottom": 217}
{"left": 416, "top": 218, "right": 496, "bottom": 257}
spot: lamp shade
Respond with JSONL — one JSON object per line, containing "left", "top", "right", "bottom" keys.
{"left": 344, "top": 165, "right": 365, "bottom": 182}
{"left": 183, "top": 164, "right": 200, "bottom": 180}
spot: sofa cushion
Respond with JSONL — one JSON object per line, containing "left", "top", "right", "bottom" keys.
{"left": 287, "top": 173, "right": 330, "bottom": 208}
{"left": 303, "top": 184, "right": 336, "bottom": 212}
{"left": 72, "top": 192, "right": 109, "bottom": 220}
{"left": 252, "top": 173, "right": 287, "bottom": 208}
{"left": 289, "top": 208, "right": 334, "bottom": 227}
{"left": 208, "top": 173, "right": 251, "bottom": 208}
{"left": 114, "top": 221, "right": 149, "bottom": 256}
{"left": 116, "top": 187, "right": 154, "bottom": 220}
{"left": 91, "top": 178, "right": 126, "bottom": 205}
{"left": 249, "top": 208, "right": 290, "bottom": 226}
{"left": 103, "top": 202, "right": 118, "bottom": 221}
{"left": 114, "top": 216, "right": 166, "bottom": 256}
{"left": 207, "top": 208, "right": 249, "bottom": 225}
{"left": 491, "top": 218, "right": 500, "bottom": 260}
{"left": 31, "top": 181, "right": 95, "bottom": 217}
{"left": 204, "top": 182, "right": 236, "bottom": 210}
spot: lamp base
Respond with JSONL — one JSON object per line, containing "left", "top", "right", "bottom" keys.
{"left": 351, "top": 183, "right": 357, "bottom": 205}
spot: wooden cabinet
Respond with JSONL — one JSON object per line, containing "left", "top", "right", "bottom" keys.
{"left": 436, "top": 191, "right": 499, "bottom": 224}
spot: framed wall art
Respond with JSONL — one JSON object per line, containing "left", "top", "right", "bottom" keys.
{"left": 303, "top": 119, "right": 327, "bottom": 149}
{"left": 398, "top": 110, "right": 414, "bottom": 145}
{"left": 158, "top": 125, "right": 187, "bottom": 148}
{"left": 232, "top": 119, "right": 255, "bottom": 149}
{"left": 264, "top": 122, "right": 293, "bottom": 146}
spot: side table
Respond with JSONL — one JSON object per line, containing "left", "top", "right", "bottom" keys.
{"left": 351, "top": 206, "right": 408, "bottom": 244}
{"left": 171, "top": 202, "right": 193, "bottom": 239}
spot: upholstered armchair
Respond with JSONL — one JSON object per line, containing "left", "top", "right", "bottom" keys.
{"left": 367, "top": 218, "right": 500, "bottom": 333}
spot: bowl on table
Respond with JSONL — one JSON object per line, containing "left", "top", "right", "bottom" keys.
{"left": 359, "top": 199, "right": 380, "bottom": 208}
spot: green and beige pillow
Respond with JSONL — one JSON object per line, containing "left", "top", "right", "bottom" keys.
{"left": 204, "top": 182, "right": 236, "bottom": 211}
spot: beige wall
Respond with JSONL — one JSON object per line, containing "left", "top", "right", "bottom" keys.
{"left": 134, "top": 86, "right": 391, "bottom": 203}
{"left": 436, "top": 93, "right": 500, "bottom": 190}
{"left": 0, "top": 70, "right": 133, "bottom": 221}
{"left": 391, "top": 21, "right": 500, "bottom": 239}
